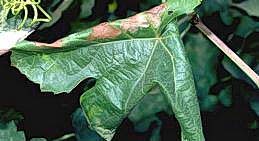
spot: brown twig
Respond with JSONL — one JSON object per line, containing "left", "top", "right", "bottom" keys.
{"left": 191, "top": 14, "right": 259, "bottom": 88}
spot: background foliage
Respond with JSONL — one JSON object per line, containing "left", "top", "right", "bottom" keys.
{"left": 0, "top": 0, "right": 258, "bottom": 140}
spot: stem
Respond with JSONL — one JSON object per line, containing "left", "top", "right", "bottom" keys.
{"left": 191, "top": 15, "right": 259, "bottom": 88}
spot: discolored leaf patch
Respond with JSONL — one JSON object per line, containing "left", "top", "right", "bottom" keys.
{"left": 88, "top": 23, "right": 122, "bottom": 41}
{"left": 35, "top": 39, "right": 62, "bottom": 48}
{"left": 121, "top": 4, "right": 166, "bottom": 33}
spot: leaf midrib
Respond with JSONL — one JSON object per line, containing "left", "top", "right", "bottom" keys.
{"left": 123, "top": 37, "right": 177, "bottom": 113}
{"left": 124, "top": 40, "right": 159, "bottom": 113}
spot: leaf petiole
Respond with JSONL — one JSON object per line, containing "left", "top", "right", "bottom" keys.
{"left": 191, "top": 14, "right": 259, "bottom": 88}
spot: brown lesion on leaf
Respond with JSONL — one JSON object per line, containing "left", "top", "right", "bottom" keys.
{"left": 33, "top": 4, "right": 167, "bottom": 45}
{"left": 120, "top": 4, "right": 167, "bottom": 32}
{"left": 88, "top": 22, "right": 122, "bottom": 41}
{"left": 120, "top": 14, "right": 149, "bottom": 33}
{"left": 35, "top": 39, "right": 62, "bottom": 48}
{"left": 145, "top": 4, "right": 167, "bottom": 28}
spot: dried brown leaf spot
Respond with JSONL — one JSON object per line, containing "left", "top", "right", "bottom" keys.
{"left": 121, "top": 14, "right": 149, "bottom": 33}
{"left": 145, "top": 4, "right": 167, "bottom": 27}
{"left": 88, "top": 22, "right": 122, "bottom": 41}
{"left": 35, "top": 39, "right": 62, "bottom": 48}
{"left": 121, "top": 4, "right": 167, "bottom": 32}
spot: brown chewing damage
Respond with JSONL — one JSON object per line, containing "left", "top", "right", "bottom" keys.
{"left": 121, "top": 4, "right": 167, "bottom": 32}
{"left": 88, "top": 22, "right": 122, "bottom": 41}
{"left": 35, "top": 40, "right": 62, "bottom": 48}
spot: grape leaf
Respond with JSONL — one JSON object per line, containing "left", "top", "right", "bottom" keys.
{"left": 0, "top": 121, "right": 26, "bottom": 141}
{"left": 30, "top": 138, "right": 47, "bottom": 141}
{"left": 222, "top": 54, "right": 257, "bottom": 87}
{"left": 140, "top": 0, "right": 162, "bottom": 11}
{"left": 72, "top": 108, "right": 104, "bottom": 141}
{"left": 184, "top": 33, "right": 220, "bottom": 111}
{"left": 128, "top": 86, "right": 172, "bottom": 132}
{"left": 39, "top": 0, "right": 74, "bottom": 29}
{"left": 79, "top": 0, "right": 95, "bottom": 19}
{"left": 198, "top": 0, "right": 229, "bottom": 16}
{"left": 250, "top": 96, "right": 259, "bottom": 117}
{"left": 0, "top": 120, "right": 48, "bottom": 141}
{"left": 232, "top": 0, "right": 259, "bottom": 17}
{"left": 11, "top": 0, "right": 204, "bottom": 141}
{"left": 235, "top": 16, "right": 259, "bottom": 38}
{"left": 218, "top": 86, "right": 232, "bottom": 107}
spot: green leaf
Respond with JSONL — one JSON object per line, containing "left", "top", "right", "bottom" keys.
{"left": 71, "top": 19, "right": 101, "bottom": 33}
{"left": 140, "top": 0, "right": 162, "bottom": 11}
{"left": 219, "top": 9, "right": 234, "bottom": 26}
{"left": 79, "top": 0, "right": 95, "bottom": 19}
{"left": 198, "top": 0, "right": 230, "bottom": 16}
{"left": 0, "top": 121, "right": 26, "bottom": 141}
{"left": 72, "top": 108, "right": 104, "bottom": 141}
{"left": 30, "top": 138, "right": 47, "bottom": 141}
{"left": 0, "top": 108, "right": 23, "bottom": 123}
{"left": 108, "top": 0, "right": 118, "bottom": 13}
{"left": 218, "top": 86, "right": 232, "bottom": 107}
{"left": 11, "top": 1, "right": 204, "bottom": 141}
{"left": 235, "top": 16, "right": 259, "bottom": 38}
{"left": 249, "top": 120, "right": 258, "bottom": 129}
{"left": 199, "top": 95, "right": 218, "bottom": 112}
{"left": 184, "top": 33, "right": 220, "bottom": 111}
{"left": 167, "top": 0, "right": 202, "bottom": 15}
{"left": 250, "top": 96, "right": 259, "bottom": 117}
{"left": 198, "top": 0, "right": 237, "bottom": 26}
{"left": 0, "top": 120, "right": 47, "bottom": 141}
{"left": 232, "top": 0, "right": 259, "bottom": 17}
{"left": 222, "top": 54, "right": 256, "bottom": 87}
{"left": 128, "top": 86, "right": 171, "bottom": 132}
{"left": 149, "top": 121, "right": 162, "bottom": 141}
{"left": 39, "top": 0, "right": 74, "bottom": 29}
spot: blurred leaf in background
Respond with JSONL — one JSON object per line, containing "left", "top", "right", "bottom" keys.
{"left": 222, "top": 54, "right": 257, "bottom": 86}
{"left": 250, "top": 96, "right": 259, "bottom": 117}
{"left": 235, "top": 16, "right": 259, "bottom": 38}
{"left": 195, "top": 0, "right": 259, "bottom": 117}
{"left": 232, "top": 0, "right": 259, "bottom": 17}
{"left": 129, "top": 86, "right": 171, "bottom": 132}
{"left": 80, "top": 0, "right": 95, "bottom": 18}
{"left": 140, "top": 0, "right": 161, "bottom": 11}
{"left": 218, "top": 86, "right": 232, "bottom": 107}
{"left": 39, "top": 0, "right": 75, "bottom": 29}
{"left": 184, "top": 33, "right": 220, "bottom": 111}
{"left": 72, "top": 108, "right": 104, "bottom": 141}
{"left": 0, "top": 108, "right": 23, "bottom": 123}
{"left": 0, "top": 121, "right": 26, "bottom": 141}
{"left": 128, "top": 86, "right": 171, "bottom": 141}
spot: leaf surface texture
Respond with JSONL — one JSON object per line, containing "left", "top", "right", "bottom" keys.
{"left": 11, "top": 1, "right": 204, "bottom": 140}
